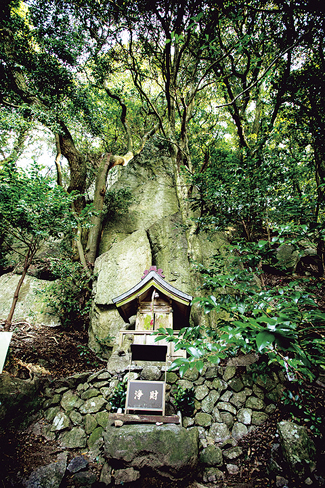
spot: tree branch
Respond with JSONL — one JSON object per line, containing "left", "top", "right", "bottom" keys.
{"left": 103, "top": 83, "right": 133, "bottom": 153}
{"left": 213, "top": 35, "right": 307, "bottom": 110}
{"left": 54, "top": 133, "right": 63, "bottom": 187}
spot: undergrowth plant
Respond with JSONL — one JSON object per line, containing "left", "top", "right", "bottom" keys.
{"left": 76, "top": 344, "right": 100, "bottom": 367}
{"left": 281, "top": 379, "right": 323, "bottom": 436}
{"left": 108, "top": 380, "right": 127, "bottom": 412}
{"left": 41, "top": 257, "right": 93, "bottom": 329}
{"left": 154, "top": 236, "right": 325, "bottom": 380}
{"left": 172, "top": 386, "right": 195, "bottom": 417}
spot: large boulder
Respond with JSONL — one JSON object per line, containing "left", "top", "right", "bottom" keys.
{"left": 0, "top": 372, "right": 42, "bottom": 430}
{"left": 0, "top": 274, "right": 60, "bottom": 327}
{"left": 103, "top": 423, "right": 199, "bottom": 480}
{"left": 25, "top": 452, "right": 68, "bottom": 488}
{"left": 89, "top": 140, "right": 228, "bottom": 356}
{"left": 146, "top": 212, "right": 193, "bottom": 295}
{"left": 93, "top": 229, "right": 152, "bottom": 306}
{"left": 277, "top": 420, "right": 316, "bottom": 477}
{"left": 89, "top": 229, "right": 151, "bottom": 356}
{"left": 99, "top": 142, "right": 179, "bottom": 254}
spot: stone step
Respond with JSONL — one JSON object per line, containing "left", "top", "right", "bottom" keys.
{"left": 109, "top": 413, "right": 180, "bottom": 424}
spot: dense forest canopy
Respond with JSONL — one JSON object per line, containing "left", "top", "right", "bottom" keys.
{"left": 1, "top": 0, "right": 325, "bottom": 377}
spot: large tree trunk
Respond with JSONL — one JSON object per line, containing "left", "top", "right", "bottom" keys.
{"left": 313, "top": 125, "right": 325, "bottom": 276}
{"left": 0, "top": 125, "right": 30, "bottom": 166}
{"left": 58, "top": 122, "right": 87, "bottom": 212}
{"left": 85, "top": 154, "right": 111, "bottom": 265}
{"left": 85, "top": 151, "right": 134, "bottom": 265}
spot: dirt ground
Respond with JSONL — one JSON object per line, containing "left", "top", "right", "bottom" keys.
{"left": 0, "top": 323, "right": 105, "bottom": 487}
{"left": 0, "top": 322, "right": 325, "bottom": 488}
{"left": 3, "top": 323, "right": 106, "bottom": 379}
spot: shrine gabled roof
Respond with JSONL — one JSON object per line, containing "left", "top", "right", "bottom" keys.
{"left": 112, "top": 270, "right": 193, "bottom": 325}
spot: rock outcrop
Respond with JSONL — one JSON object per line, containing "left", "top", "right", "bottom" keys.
{"left": 277, "top": 420, "right": 316, "bottom": 478}
{"left": 0, "top": 274, "right": 60, "bottom": 327}
{"left": 0, "top": 372, "right": 42, "bottom": 430}
{"left": 104, "top": 423, "right": 199, "bottom": 481}
{"left": 25, "top": 452, "right": 68, "bottom": 488}
{"left": 89, "top": 140, "right": 228, "bottom": 357}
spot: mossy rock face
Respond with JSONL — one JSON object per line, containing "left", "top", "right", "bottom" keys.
{"left": 103, "top": 424, "right": 199, "bottom": 480}
{"left": 79, "top": 397, "right": 106, "bottom": 414}
{"left": 200, "top": 445, "right": 223, "bottom": 466}
{"left": 146, "top": 212, "right": 193, "bottom": 295}
{"left": 99, "top": 142, "right": 179, "bottom": 255}
{"left": 0, "top": 372, "right": 41, "bottom": 430}
{"left": 87, "top": 426, "right": 103, "bottom": 449}
{"left": 51, "top": 411, "right": 70, "bottom": 432}
{"left": 276, "top": 244, "right": 300, "bottom": 270}
{"left": 195, "top": 412, "right": 213, "bottom": 427}
{"left": 25, "top": 452, "right": 68, "bottom": 488}
{"left": 93, "top": 230, "right": 152, "bottom": 307}
{"left": 59, "top": 426, "right": 87, "bottom": 449}
{"left": 60, "top": 391, "right": 79, "bottom": 412}
{"left": 89, "top": 141, "right": 228, "bottom": 357}
{"left": 0, "top": 274, "right": 60, "bottom": 327}
{"left": 278, "top": 421, "right": 316, "bottom": 477}
{"left": 84, "top": 414, "right": 98, "bottom": 434}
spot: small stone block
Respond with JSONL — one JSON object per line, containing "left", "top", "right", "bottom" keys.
{"left": 67, "top": 455, "right": 89, "bottom": 473}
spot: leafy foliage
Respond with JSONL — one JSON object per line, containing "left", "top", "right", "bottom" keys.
{"left": 188, "top": 144, "right": 321, "bottom": 242}
{"left": 172, "top": 386, "right": 195, "bottom": 417}
{"left": 76, "top": 344, "right": 100, "bottom": 367}
{"left": 155, "top": 239, "right": 325, "bottom": 380}
{"left": 108, "top": 380, "right": 127, "bottom": 413}
{"left": 0, "top": 160, "right": 87, "bottom": 327}
{"left": 281, "top": 379, "right": 323, "bottom": 437}
{"left": 41, "top": 258, "right": 93, "bottom": 330}
{"left": 0, "top": 161, "right": 74, "bottom": 246}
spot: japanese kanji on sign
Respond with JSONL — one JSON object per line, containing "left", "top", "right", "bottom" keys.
{"left": 125, "top": 380, "right": 166, "bottom": 415}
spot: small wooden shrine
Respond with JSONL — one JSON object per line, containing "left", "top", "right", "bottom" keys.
{"left": 112, "top": 266, "right": 193, "bottom": 361}
{"left": 111, "top": 267, "right": 192, "bottom": 419}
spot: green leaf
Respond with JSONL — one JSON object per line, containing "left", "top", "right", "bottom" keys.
{"left": 171, "top": 357, "right": 188, "bottom": 366}
{"left": 256, "top": 331, "right": 275, "bottom": 352}
{"left": 179, "top": 363, "right": 190, "bottom": 377}
{"left": 156, "top": 327, "right": 167, "bottom": 334}
{"left": 187, "top": 346, "right": 203, "bottom": 358}
{"left": 195, "top": 360, "right": 204, "bottom": 373}
{"left": 257, "top": 240, "right": 268, "bottom": 248}
{"left": 208, "top": 354, "right": 220, "bottom": 364}
{"left": 154, "top": 335, "right": 167, "bottom": 342}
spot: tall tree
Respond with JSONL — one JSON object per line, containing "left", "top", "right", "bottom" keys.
{"left": 0, "top": 0, "right": 139, "bottom": 265}
{"left": 0, "top": 162, "right": 76, "bottom": 329}
{"left": 1, "top": 0, "right": 324, "bottom": 263}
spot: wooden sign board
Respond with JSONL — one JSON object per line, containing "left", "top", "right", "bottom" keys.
{"left": 125, "top": 380, "right": 165, "bottom": 415}
{"left": 0, "top": 332, "right": 13, "bottom": 374}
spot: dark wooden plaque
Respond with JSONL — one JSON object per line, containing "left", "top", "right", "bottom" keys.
{"left": 130, "top": 344, "right": 168, "bottom": 362}
{"left": 125, "top": 380, "right": 165, "bottom": 414}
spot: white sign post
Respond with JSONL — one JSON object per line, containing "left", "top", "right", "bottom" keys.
{"left": 0, "top": 332, "right": 13, "bottom": 374}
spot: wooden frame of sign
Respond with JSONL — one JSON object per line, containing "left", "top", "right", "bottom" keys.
{"left": 0, "top": 332, "right": 13, "bottom": 374}
{"left": 125, "top": 380, "right": 166, "bottom": 415}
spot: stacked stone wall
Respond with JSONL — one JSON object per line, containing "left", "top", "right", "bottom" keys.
{"left": 38, "top": 359, "right": 286, "bottom": 484}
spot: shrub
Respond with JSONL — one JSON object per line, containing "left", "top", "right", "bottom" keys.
{"left": 172, "top": 386, "right": 195, "bottom": 417}
{"left": 42, "top": 257, "right": 92, "bottom": 329}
